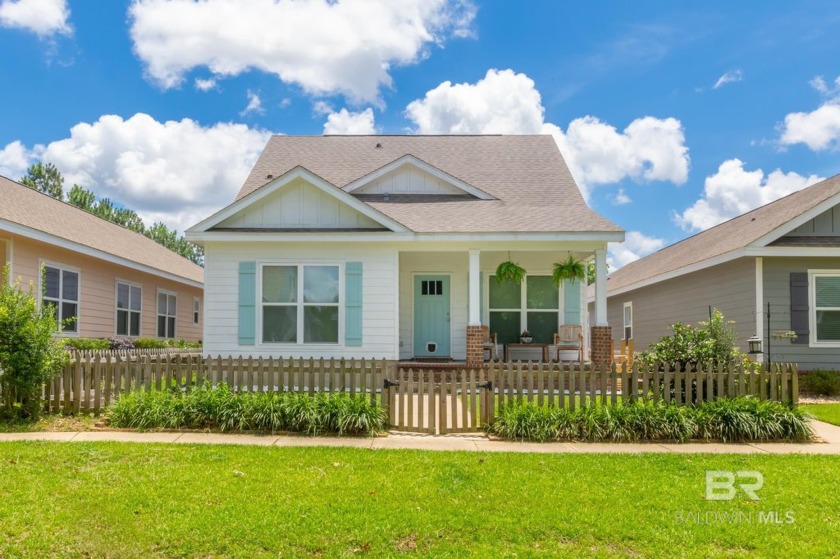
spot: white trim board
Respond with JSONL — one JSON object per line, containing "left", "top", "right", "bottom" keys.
{"left": 187, "top": 230, "right": 624, "bottom": 244}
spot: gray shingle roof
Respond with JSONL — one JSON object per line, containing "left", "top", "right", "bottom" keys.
{"left": 607, "top": 173, "right": 840, "bottom": 293}
{"left": 0, "top": 175, "right": 204, "bottom": 284}
{"left": 234, "top": 135, "right": 622, "bottom": 234}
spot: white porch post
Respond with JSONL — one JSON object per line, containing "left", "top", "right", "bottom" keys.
{"left": 595, "top": 248, "right": 608, "bottom": 326}
{"left": 468, "top": 249, "right": 481, "bottom": 326}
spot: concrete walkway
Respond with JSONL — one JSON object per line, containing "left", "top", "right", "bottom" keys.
{"left": 1, "top": 420, "right": 839, "bottom": 454}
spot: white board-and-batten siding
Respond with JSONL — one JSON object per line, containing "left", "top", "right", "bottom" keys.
{"left": 217, "top": 179, "right": 385, "bottom": 230}
{"left": 353, "top": 165, "right": 465, "bottom": 196}
{"left": 202, "top": 242, "right": 398, "bottom": 359}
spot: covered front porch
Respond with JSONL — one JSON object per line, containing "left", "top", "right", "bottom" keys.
{"left": 396, "top": 242, "right": 611, "bottom": 368}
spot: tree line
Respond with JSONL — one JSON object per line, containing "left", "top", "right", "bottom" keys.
{"left": 20, "top": 162, "right": 203, "bottom": 265}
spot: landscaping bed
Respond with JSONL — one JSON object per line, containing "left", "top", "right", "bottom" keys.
{"left": 0, "top": 442, "right": 837, "bottom": 558}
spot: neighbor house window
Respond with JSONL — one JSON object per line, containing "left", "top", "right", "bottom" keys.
{"left": 623, "top": 302, "right": 633, "bottom": 340}
{"left": 116, "top": 281, "right": 142, "bottom": 337}
{"left": 43, "top": 264, "right": 79, "bottom": 333}
{"left": 157, "top": 291, "right": 177, "bottom": 339}
{"left": 261, "top": 264, "right": 339, "bottom": 344}
{"left": 193, "top": 297, "right": 200, "bottom": 325}
{"left": 812, "top": 273, "right": 840, "bottom": 344}
{"left": 488, "top": 275, "right": 559, "bottom": 344}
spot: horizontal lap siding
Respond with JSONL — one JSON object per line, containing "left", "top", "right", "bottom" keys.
{"left": 763, "top": 257, "right": 840, "bottom": 370}
{"left": 203, "top": 242, "right": 398, "bottom": 359}
{"left": 607, "top": 258, "right": 756, "bottom": 353}
{"left": 6, "top": 233, "right": 203, "bottom": 341}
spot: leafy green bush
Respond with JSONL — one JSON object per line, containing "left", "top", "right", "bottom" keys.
{"left": 132, "top": 338, "right": 170, "bottom": 349}
{"left": 0, "top": 267, "right": 69, "bottom": 418}
{"left": 638, "top": 309, "right": 745, "bottom": 371}
{"left": 108, "top": 384, "right": 385, "bottom": 436}
{"left": 490, "top": 397, "right": 812, "bottom": 443}
{"left": 800, "top": 370, "right": 840, "bottom": 396}
{"left": 63, "top": 338, "right": 111, "bottom": 351}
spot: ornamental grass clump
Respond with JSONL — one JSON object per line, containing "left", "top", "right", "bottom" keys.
{"left": 108, "top": 383, "right": 386, "bottom": 436}
{"left": 489, "top": 397, "right": 813, "bottom": 443}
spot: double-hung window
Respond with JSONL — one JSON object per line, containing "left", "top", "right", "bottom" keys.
{"left": 43, "top": 264, "right": 79, "bottom": 333}
{"left": 157, "top": 291, "right": 177, "bottom": 339}
{"left": 116, "top": 282, "right": 142, "bottom": 337}
{"left": 262, "top": 264, "right": 340, "bottom": 344}
{"left": 193, "top": 297, "right": 200, "bottom": 325}
{"left": 623, "top": 302, "right": 633, "bottom": 340}
{"left": 488, "top": 275, "right": 559, "bottom": 344}
{"left": 812, "top": 273, "right": 840, "bottom": 344}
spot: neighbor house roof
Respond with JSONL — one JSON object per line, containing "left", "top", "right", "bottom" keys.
{"left": 0, "top": 175, "right": 203, "bottom": 285}
{"left": 232, "top": 135, "right": 622, "bottom": 234}
{"left": 607, "top": 172, "right": 840, "bottom": 293}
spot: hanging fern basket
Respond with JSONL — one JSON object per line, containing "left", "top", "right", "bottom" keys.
{"left": 495, "top": 260, "right": 526, "bottom": 284}
{"left": 552, "top": 255, "right": 585, "bottom": 287}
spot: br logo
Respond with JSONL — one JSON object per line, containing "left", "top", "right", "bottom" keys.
{"left": 705, "top": 471, "right": 764, "bottom": 501}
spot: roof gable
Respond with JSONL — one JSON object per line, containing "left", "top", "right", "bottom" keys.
{"left": 345, "top": 155, "right": 494, "bottom": 199}
{"left": 188, "top": 166, "right": 408, "bottom": 233}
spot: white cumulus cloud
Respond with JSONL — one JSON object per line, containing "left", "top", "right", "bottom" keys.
{"left": 0, "top": 0, "right": 70, "bottom": 36}
{"left": 676, "top": 158, "right": 823, "bottom": 232}
{"left": 128, "top": 0, "right": 475, "bottom": 103}
{"left": 0, "top": 140, "right": 31, "bottom": 179}
{"left": 713, "top": 69, "right": 743, "bottom": 89}
{"left": 405, "top": 68, "right": 690, "bottom": 197}
{"left": 323, "top": 108, "right": 376, "bottom": 135}
{"left": 608, "top": 231, "right": 666, "bottom": 270}
{"left": 2, "top": 113, "right": 272, "bottom": 233}
{"left": 779, "top": 75, "right": 840, "bottom": 151}
{"left": 240, "top": 90, "right": 265, "bottom": 116}
{"left": 194, "top": 77, "right": 217, "bottom": 91}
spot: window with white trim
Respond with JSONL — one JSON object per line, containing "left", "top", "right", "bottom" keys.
{"left": 193, "top": 297, "right": 200, "bottom": 325}
{"left": 261, "top": 265, "right": 340, "bottom": 344}
{"left": 43, "top": 264, "right": 79, "bottom": 333}
{"left": 623, "top": 302, "right": 633, "bottom": 340}
{"left": 157, "top": 291, "right": 177, "bottom": 339}
{"left": 488, "top": 275, "right": 559, "bottom": 344}
{"left": 116, "top": 282, "right": 142, "bottom": 337}
{"left": 812, "top": 273, "right": 840, "bottom": 343}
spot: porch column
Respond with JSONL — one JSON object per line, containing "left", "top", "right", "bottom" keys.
{"left": 594, "top": 248, "right": 608, "bottom": 326}
{"left": 466, "top": 249, "right": 484, "bottom": 369}
{"left": 468, "top": 249, "right": 481, "bottom": 326}
{"left": 591, "top": 248, "right": 612, "bottom": 366}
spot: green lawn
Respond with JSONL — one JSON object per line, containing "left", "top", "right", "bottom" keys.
{"left": 0, "top": 442, "right": 837, "bottom": 558}
{"left": 801, "top": 403, "right": 840, "bottom": 426}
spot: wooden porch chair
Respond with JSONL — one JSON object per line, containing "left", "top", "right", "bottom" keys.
{"left": 481, "top": 326, "right": 499, "bottom": 361}
{"left": 553, "top": 324, "right": 583, "bottom": 363}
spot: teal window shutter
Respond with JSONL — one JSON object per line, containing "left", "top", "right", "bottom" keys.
{"left": 563, "top": 279, "right": 581, "bottom": 324}
{"left": 238, "top": 262, "right": 256, "bottom": 345}
{"left": 345, "top": 262, "right": 363, "bottom": 346}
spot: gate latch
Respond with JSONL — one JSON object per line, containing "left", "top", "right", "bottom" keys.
{"left": 384, "top": 379, "right": 400, "bottom": 389}
{"left": 477, "top": 381, "right": 493, "bottom": 390}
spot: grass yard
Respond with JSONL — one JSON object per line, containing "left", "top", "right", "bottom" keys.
{"left": 0, "top": 442, "right": 837, "bottom": 558}
{"left": 801, "top": 403, "right": 840, "bottom": 426}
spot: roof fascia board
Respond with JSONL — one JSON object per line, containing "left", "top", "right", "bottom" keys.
{"left": 0, "top": 218, "right": 203, "bottom": 288}
{"left": 750, "top": 192, "right": 840, "bottom": 248}
{"left": 188, "top": 231, "right": 624, "bottom": 243}
{"left": 343, "top": 154, "right": 495, "bottom": 200}
{"left": 188, "top": 167, "right": 410, "bottom": 234}
{"left": 607, "top": 248, "right": 745, "bottom": 298}
{"left": 746, "top": 246, "right": 840, "bottom": 257}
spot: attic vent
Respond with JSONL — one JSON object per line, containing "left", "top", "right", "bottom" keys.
{"left": 375, "top": 142, "right": 382, "bottom": 148}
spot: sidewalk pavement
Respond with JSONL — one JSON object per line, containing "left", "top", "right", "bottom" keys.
{"left": 1, "top": 421, "right": 839, "bottom": 454}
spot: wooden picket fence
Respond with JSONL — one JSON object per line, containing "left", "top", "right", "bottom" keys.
{"left": 42, "top": 354, "right": 799, "bottom": 435}
{"left": 44, "top": 352, "right": 389, "bottom": 415}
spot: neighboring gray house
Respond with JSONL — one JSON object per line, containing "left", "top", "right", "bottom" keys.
{"left": 603, "top": 173, "right": 840, "bottom": 370}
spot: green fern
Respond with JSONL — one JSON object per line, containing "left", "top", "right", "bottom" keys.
{"left": 552, "top": 255, "right": 586, "bottom": 287}
{"left": 495, "top": 260, "right": 526, "bottom": 284}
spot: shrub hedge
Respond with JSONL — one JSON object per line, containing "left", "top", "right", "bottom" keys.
{"left": 108, "top": 383, "right": 386, "bottom": 436}
{"left": 63, "top": 337, "right": 203, "bottom": 351}
{"left": 490, "top": 397, "right": 813, "bottom": 443}
{"left": 801, "top": 370, "right": 840, "bottom": 396}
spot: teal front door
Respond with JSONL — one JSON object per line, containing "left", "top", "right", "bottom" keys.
{"left": 414, "top": 275, "right": 451, "bottom": 357}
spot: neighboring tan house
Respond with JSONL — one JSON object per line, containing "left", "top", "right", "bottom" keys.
{"left": 1, "top": 175, "right": 204, "bottom": 342}
{"left": 603, "top": 172, "right": 840, "bottom": 370}
{"left": 187, "top": 135, "right": 624, "bottom": 367}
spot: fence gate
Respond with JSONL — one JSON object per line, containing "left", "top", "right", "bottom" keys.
{"left": 385, "top": 369, "right": 491, "bottom": 434}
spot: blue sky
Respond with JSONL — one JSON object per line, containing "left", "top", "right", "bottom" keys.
{"left": 1, "top": 0, "right": 839, "bottom": 267}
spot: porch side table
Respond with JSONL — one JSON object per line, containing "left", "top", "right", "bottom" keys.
{"left": 503, "top": 343, "right": 549, "bottom": 362}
